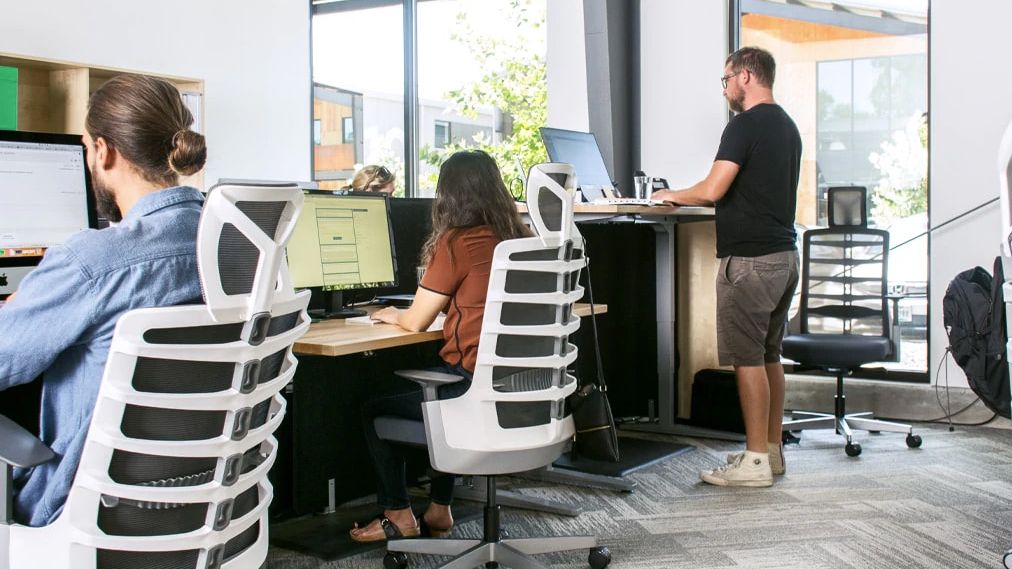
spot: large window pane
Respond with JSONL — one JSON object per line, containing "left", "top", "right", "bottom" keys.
{"left": 741, "top": 0, "right": 929, "bottom": 374}
{"left": 312, "top": 4, "right": 405, "bottom": 194}
{"left": 417, "top": 0, "right": 547, "bottom": 197}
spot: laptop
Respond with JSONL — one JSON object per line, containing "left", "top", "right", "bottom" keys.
{"left": 539, "top": 127, "right": 664, "bottom": 206}
{"left": 0, "top": 265, "right": 34, "bottom": 300}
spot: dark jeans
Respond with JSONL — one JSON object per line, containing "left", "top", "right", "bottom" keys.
{"left": 361, "top": 363, "right": 472, "bottom": 510}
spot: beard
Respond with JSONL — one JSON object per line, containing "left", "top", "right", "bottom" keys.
{"left": 91, "top": 169, "right": 123, "bottom": 223}
{"left": 727, "top": 91, "right": 745, "bottom": 113}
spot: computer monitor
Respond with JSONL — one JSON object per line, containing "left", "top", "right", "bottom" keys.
{"left": 539, "top": 127, "right": 616, "bottom": 198}
{"left": 0, "top": 130, "right": 97, "bottom": 300}
{"left": 286, "top": 191, "right": 398, "bottom": 318}
{"left": 387, "top": 197, "right": 433, "bottom": 297}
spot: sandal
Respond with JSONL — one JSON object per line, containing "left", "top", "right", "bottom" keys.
{"left": 420, "top": 514, "right": 453, "bottom": 538}
{"left": 349, "top": 515, "right": 421, "bottom": 543}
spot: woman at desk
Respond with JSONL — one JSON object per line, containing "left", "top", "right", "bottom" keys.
{"left": 349, "top": 150, "right": 529, "bottom": 543}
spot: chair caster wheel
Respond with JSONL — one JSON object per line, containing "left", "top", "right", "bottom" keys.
{"left": 484, "top": 563, "right": 499, "bottom": 569}
{"left": 384, "top": 551, "right": 408, "bottom": 569}
{"left": 589, "top": 546, "right": 612, "bottom": 569}
{"left": 868, "top": 430, "right": 880, "bottom": 434}
{"left": 845, "top": 442, "right": 862, "bottom": 457}
{"left": 906, "top": 434, "right": 922, "bottom": 448}
{"left": 1003, "top": 548, "right": 1012, "bottom": 569}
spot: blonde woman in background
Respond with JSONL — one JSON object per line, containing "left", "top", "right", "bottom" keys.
{"left": 350, "top": 164, "right": 396, "bottom": 195}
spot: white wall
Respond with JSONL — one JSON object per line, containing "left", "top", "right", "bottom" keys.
{"left": 0, "top": 0, "right": 311, "bottom": 187}
{"left": 929, "top": 0, "right": 1012, "bottom": 388}
{"left": 639, "top": 0, "right": 728, "bottom": 187}
{"left": 546, "top": 0, "right": 589, "bottom": 131}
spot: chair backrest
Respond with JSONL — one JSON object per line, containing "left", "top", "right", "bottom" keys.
{"left": 21, "top": 182, "right": 311, "bottom": 569}
{"left": 798, "top": 186, "right": 890, "bottom": 337}
{"left": 421, "top": 163, "right": 585, "bottom": 475}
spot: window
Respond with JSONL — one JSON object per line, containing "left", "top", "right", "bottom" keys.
{"left": 342, "top": 116, "right": 354, "bottom": 144}
{"left": 434, "top": 120, "right": 449, "bottom": 148}
{"left": 736, "top": 0, "right": 929, "bottom": 376}
{"left": 313, "top": 119, "right": 322, "bottom": 145}
{"left": 312, "top": 2, "right": 404, "bottom": 193}
{"left": 312, "top": 0, "right": 547, "bottom": 197}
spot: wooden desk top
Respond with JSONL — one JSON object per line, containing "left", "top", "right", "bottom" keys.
{"left": 294, "top": 303, "right": 607, "bottom": 357}
{"left": 516, "top": 202, "right": 714, "bottom": 217}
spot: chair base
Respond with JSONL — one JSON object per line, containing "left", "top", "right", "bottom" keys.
{"left": 390, "top": 475, "right": 610, "bottom": 569}
{"left": 783, "top": 410, "right": 920, "bottom": 456}
{"left": 388, "top": 535, "right": 602, "bottom": 569}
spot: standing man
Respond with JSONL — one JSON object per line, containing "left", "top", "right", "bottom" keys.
{"left": 0, "top": 74, "right": 207, "bottom": 525}
{"left": 653, "top": 47, "right": 801, "bottom": 487}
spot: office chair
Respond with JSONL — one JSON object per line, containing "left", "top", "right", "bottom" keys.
{"left": 0, "top": 181, "right": 311, "bottom": 569}
{"left": 782, "top": 186, "right": 922, "bottom": 457}
{"left": 374, "top": 163, "right": 611, "bottom": 569}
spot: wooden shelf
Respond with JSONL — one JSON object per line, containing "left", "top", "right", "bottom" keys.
{"left": 0, "top": 52, "right": 205, "bottom": 188}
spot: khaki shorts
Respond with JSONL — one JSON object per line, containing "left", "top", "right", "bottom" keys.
{"left": 715, "top": 250, "right": 800, "bottom": 367}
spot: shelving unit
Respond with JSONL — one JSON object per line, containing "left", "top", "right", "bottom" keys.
{"left": 0, "top": 52, "right": 205, "bottom": 188}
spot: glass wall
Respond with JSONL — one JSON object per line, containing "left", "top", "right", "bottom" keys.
{"left": 738, "top": 0, "right": 929, "bottom": 375}
{"left": 311, "top": 0, "right": 547, "bottom": 198}
{"left": 312, "top": 3, "right": 404, "bottom": 193}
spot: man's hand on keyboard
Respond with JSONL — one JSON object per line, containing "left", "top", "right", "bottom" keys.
{"left": 651, "top": 189, "right": 680, "bottom": 203}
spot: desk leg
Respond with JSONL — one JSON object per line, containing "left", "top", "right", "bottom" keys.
{"left": 622, "top": 220, "right": 745, "bottom": 442}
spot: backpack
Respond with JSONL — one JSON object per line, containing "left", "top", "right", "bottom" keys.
{"left": 942, "top": 257, "right": 1011, "bottom": 419}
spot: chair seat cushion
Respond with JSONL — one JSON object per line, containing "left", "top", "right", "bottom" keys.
{"left": 374, "top": 416, "right": 427, "bottom": 446}
{"left": 782, "top": 333, "right": 891, "bottom": 369}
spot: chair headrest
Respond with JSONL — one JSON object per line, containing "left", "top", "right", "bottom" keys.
{"left": 525, "top": 163, "right": 576, "bottom": 245}
{"left": 197, "top": 181, "right": 304, "bottom": 326}
{"left": 827, "top": 186, "right": 868, "bottom": 228}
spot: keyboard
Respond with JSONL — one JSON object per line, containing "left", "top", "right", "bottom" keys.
{"left": 591, "top": 197, "right": 667, "bottom": 206}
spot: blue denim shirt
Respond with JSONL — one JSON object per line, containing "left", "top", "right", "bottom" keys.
{"left": 0, "top": 186, "right": 204, "bottom": 526}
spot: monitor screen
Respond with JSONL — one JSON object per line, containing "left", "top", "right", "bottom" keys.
{"left": 287, "top": 191, "right": 397, "bottom": 291}
{"left": 0, "top": 130, "right": 96, "bottom": 260}
{"left": 539, "top": 127, "right": 613, "bottom": 190}
{"left": 387, "top": 198, "right": 433, "bottom": 296}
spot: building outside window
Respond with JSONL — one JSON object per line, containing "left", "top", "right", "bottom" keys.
{"left": 737, "top": 0, "right": 929, "bottom": 375}
{"left": 311, "top": 0, "right": 546, "bottom": 197}
{"left": 342, "top": 116, "right": 354, "bottom": 144}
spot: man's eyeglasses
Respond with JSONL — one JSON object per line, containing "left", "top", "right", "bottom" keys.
{"left": 720, "top": 71, "right": 741, "bottom": 89}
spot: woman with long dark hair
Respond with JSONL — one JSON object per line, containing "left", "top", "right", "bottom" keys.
{"left": 350, "top": 150, "right": 529, "bottom": 543}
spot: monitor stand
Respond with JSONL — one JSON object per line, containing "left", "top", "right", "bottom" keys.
{"left": 309, "top": 290, "right": 367, "bottom": 320}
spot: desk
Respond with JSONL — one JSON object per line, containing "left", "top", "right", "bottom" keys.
{"left": 520, "top": 203, "right": 728, "bottom": 439}
{"left": 294, "top": 303, "right": 607, "bottom": 357}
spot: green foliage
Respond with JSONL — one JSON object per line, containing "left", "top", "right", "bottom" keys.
{"left": 869, "top": 114, "right": 928, "bottom": 223}
{"left": 419, "top": 0, "right": 547, "bottom": 198}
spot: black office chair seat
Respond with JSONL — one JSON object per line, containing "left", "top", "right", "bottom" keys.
{"left": 782, "top": 333, "right": 891, "bottom": 369}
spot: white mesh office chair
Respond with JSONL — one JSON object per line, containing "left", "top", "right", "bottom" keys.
{"left": 375, "top": 163, "right": 611, "bottom": 569}
{"left": 0, "top": 181, "right": 311, "bottom": 569}
{"left": 782, "top": 186, "right": 922, "bottom": 457}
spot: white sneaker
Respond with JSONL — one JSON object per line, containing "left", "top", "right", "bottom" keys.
{"left": 726, "top": 442, "right": 785, "bottom": 475}
{"left": 702, "top": 450, "right": 773, "bottom": 487}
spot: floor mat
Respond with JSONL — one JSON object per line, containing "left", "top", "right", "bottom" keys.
{"left": 553, "top": 436, "right": 694, "bottom": 477}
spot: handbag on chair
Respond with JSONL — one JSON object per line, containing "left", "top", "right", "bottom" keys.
{"left": 567, "top": 254, "right": 621, "bottom": 462}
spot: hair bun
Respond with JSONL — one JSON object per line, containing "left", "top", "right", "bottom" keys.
{"left": 168, "top": 129, "right": 207, "bottom": 176}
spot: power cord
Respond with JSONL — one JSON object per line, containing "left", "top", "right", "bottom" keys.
{"left": 903, "top": 347, "right": 998, "bottom": 428}
{"left": 507, "top": 177, "right": 525, "bottom": 201}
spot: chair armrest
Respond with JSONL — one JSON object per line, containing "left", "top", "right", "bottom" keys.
{"left": 0, "top": 414, "right": 54, "bottom": 469}
{"left": 394, "top": 369, "right": 466, "bottom": 401}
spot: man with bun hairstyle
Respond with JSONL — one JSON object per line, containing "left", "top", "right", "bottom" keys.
{"left": 0, "top": 74, "right": 207, "bottom": 525}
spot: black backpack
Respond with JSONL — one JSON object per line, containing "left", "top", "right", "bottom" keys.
{"left": 942, "top": 257, "right": 1011, "bottom": 419}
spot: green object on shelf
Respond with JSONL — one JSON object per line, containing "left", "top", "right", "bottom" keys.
{"left": 0, "top": 66, "right": 16, "bottom": 130}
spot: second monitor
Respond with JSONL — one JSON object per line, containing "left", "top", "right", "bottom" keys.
{"left": 287, "top": 191, "right": 397, "bottom": 318}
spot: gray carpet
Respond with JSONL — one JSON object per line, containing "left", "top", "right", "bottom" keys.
{"left": 268, "top": 423, "right": 1012, "bottom": 568}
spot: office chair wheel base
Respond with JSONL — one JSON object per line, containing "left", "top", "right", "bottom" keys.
{"left": 845, "top": 442, "right": 862, "bottom": 457}
{"left": 589, "top": 546, "right": 612, "bottom": 568}
{"left": 384, "top": 551, "right": 408, "bottom": 569}
{"left": 906, "top": 434, "right": 922, "bottom": 448}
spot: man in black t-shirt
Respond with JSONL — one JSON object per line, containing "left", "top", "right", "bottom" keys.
{"left": 653, "top": 47, "right": 801, "bottom": 487}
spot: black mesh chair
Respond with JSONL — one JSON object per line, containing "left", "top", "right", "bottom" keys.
{"left": 0, "top": 182, "right": 310, "bottom": 569}
{"left": 376, "top": 163, "right": 610, "bottom": 569}
{"left": 782, "top": 186, "right": 922, "bottom": 457}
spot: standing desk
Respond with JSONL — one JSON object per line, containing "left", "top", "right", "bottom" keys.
{"left": 519, "top": 203, "right": 739, "bottom": 440}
